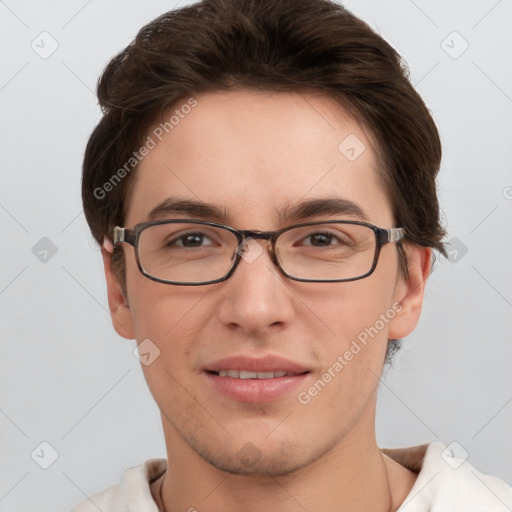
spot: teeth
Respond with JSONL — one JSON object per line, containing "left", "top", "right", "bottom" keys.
{"left": 256, "top": 371, "right": 275, "bottom": 379}
{"left": 240, "top": 370, "right": 258, "bottom": 379}
{"left": 216, "top": 370, "right": 293, "bottom": 379}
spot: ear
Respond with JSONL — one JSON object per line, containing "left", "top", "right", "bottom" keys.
{"left": 101, "top": 238, "right": 135, "bottom": 340}
{"left": 388, "top": 245, "right": 432, "bottom": 340}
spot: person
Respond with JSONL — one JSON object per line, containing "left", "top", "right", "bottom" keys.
{"left": 74, "top": 0, "right": 512, "bottom": 510}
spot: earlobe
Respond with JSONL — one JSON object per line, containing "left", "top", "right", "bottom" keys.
{"left": 101, "top": 242, "right": 135, "bottom": 340}
{"left": 388, "top": 245, "right": 432, "bottom": 340}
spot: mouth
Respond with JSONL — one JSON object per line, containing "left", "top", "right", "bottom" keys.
{"left": 203, "top": 355, "right": 311, "bottom": 403}
{"left": 207, "top": 369, "right": 307, "bottom": 379}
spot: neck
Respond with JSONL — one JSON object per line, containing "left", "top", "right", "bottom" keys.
{"left": 155, "top": 414, "right": 402, "bottom": 512}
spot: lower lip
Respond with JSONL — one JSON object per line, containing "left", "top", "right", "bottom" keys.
{"left": 203, "top": 372, "right": 309, "bottom": 403}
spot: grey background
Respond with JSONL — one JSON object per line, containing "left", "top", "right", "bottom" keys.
{"left": 1, "top": 0, "right": 511, "bottom": 510}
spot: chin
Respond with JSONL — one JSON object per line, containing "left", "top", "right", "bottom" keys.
{"left": 202, "top": 447, "right": 307, "bottom": 477}
{"left": 189, "top": 432, "right": 335, "bottom": 478}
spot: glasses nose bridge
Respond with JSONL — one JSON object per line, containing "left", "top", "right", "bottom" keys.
{"left": 238, "top": 229, "right": 278, "bottom": 262}
{"left": 240, "top": 229, "right": 274, "bottom": 240}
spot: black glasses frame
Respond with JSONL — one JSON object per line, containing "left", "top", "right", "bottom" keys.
{"left": 113, "top": 219, "right": 405, "bottom": 286}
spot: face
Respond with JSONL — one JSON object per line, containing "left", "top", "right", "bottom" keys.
{"left": 104, "top": 89, "right": 429, "bottom": 476}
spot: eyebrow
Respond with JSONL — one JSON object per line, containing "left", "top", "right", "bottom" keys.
{"left": 148, "top": 197, "right": 228, "bottom": 222}
{"left": 279, "top": 197, "right": 368, "bottom": 222}
{"left": 146, "top": 196, "right": 368, "bottom": 223}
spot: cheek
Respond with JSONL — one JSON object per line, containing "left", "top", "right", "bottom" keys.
{"left": 296, "top": 284, "right": 396, "bottom": 427}
{"left": 127, "top": 274, "right": 216, "bottom": 376}
{"left": 301, "top": 267, "right": 399, "bottom": 388}
{"left": 128, "top": 285, "right": 214, "bottom": 406}
{"left": 126, "top": 254, "right": 206, "bottom": 334}
{"left": 302, "top": 273, "right": 398, "bottom": 342}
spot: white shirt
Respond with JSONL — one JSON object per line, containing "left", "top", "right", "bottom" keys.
{"left": 72, "top": 441, "right": 512, "bottom": 511}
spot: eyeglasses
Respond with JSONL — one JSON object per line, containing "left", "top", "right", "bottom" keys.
{"left": 112, "top": 219, "right": 405, "bottom": 286}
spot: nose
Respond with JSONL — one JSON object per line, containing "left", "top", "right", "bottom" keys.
{"left": 216, "top": 238, "right": 296, "bottom": 336}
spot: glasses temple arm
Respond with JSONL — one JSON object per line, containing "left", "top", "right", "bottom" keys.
{"left": 388, "top": 227, "right": 405, "bottom": 243}
{"left": 378, "top": 227, "right": 405, "bottom": 245}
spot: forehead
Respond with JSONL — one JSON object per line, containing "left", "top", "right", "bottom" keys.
{"left": 124, "top": 89, "right": 393, "bottom": 228}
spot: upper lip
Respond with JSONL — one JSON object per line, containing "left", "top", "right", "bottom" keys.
{"left": 203, "top": 355, "right": 310, "bottom": 374}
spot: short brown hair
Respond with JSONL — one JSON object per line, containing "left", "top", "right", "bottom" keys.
{"left": 82, "top": 0, "right": 446, "bottom": 363}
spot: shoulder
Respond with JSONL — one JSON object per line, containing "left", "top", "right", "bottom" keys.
{"left": 387, "top": 441, "right": 512, "bottom": 511}
{"left": 71, "top": 458, "right": 167, "bottom": 512}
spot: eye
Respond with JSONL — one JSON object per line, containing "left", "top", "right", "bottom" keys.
{"left": 168, "top": 232, "right": 215, "bottom": 248}
{"left": 300, "top": 231, "right": 352, "bottom": 247}
{"left": 303, "top": 232, "right": 335, "bottom": 246}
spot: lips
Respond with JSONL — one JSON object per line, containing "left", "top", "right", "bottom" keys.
{"left": 204, "top": 355, "right": 309, "bottom": 375}
{"left": 203, "top": 355, "right": 310, "bottom": 403}
{"left": 215, "top": 370, "right": 293, "bottom": 379}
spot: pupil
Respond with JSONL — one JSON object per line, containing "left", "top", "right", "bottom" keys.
{"left": 183, "top": 234, "right": 203, "bottom": 247}
{"left": 311, "top": 233, "right": 332, "bottom": 246}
